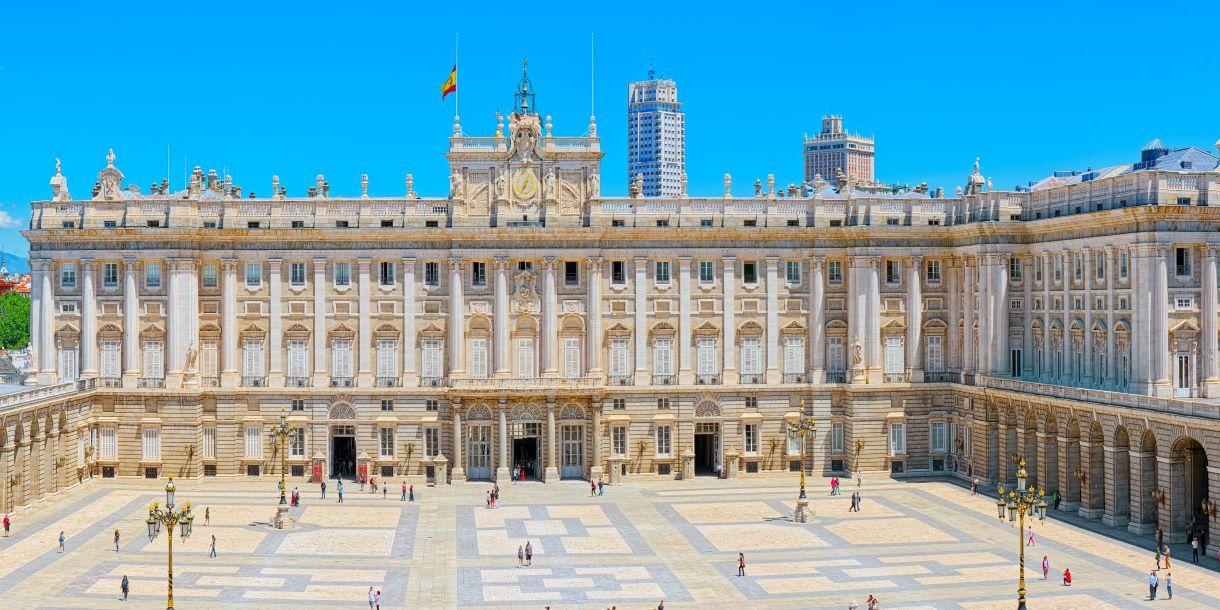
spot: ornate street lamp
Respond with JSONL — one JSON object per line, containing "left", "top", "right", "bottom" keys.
{"left": 268, "top": 407, "right": 296, "bottom": 528}
{"left": 786, "top": 405, "right": 817, "bottom": 523}
{"left": 996, "top": 458, "right": 1047, "bottom": 610}
{"left": 147, "top": 476, "right": 194, "bottom": 610}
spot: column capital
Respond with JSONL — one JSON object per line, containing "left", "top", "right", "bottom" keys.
{"left": 402, "top": 257, "right": 416, "bottom": 269}
{"left": 448, "top": 258, "right": 463, "bottom": 272}
{"left": 224, "top": 258, "right": 240, "bottom": 271}
{"left": 494, "top": 256, "right": 510, "bottom": 270}
{"left": 1205, "top": 245, "right": 1218, "bottom": 260}
{"left": 678, "top": 256, "right": 693, "bottom": 265}
{"left": 722, "top": 255, "right": 737, "bottom": 266}
{"left": 543, "top": 256, "right": 558, "bottom": 270}
{"left": 81, "top": 258, "right": 95, "bottom": 271}
{"left": 585, "top": 256, "right": 603, "bottom": 271}
{"left": 811, "top": 255, "right": 825, "bottom": 269}
{"left": 910, "top": 255, "right": 924, "bottom": 267}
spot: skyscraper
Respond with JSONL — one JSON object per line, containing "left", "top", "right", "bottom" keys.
{"left": 803, "top": 115, "right": 875, "bottom": 184}
{"left": 628, "top": 69, "right": 685, "bottom": 197}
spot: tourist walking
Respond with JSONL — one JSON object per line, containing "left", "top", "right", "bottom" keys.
{"left": 337, "top": 480, "right": 344, "bottom": 503}
{"left": 368, "top": 586, "right": 375, "bottom": 608}
{"left": 409, "top": 484, "right": 415, "bottom": 502}
{"left": 209, "top": 534, "right": 217, "bottom": 558}
{"left": 321, "top": 480, "right": 327, "bottom": 499}
{"left": 516, "top": 545, "right": 524, "bottom": 567}
{"left": 58, "top": 531, "right": 65, "bottom": 553}
{"left": 598, "top": 478, "right": 605, "bottom": 496}
{"left": 737, "top": 552, "right": 746, "bottom": 576}
{"left": 114, "top": 529, "right": 121, "bottom": 552}
{"left": 856, "top": 471, "right": 863, "bottom": 488}
{"left": 205, "top": 506, "right": 211, "bottom": 525}
{"left": 121, "top": 574, "right": 129, "bottom": 601}
{"left": 1041, "top": 555, "right": 1049, "bottom": 580}
{"left": 1148, "top": 570, "right": 1158, "bottom": 600}
{"left": 525, "top": 540, "right": 533, "bottom": 566}
{"left": 1026, "top": 526, "right": 1035, "bottom": 546}
{"left": 1164, "top": 544, "right": 1172, "bottom": 568}
{"left": 374, "top": 589, "right": 382, "bottom": 610}
{"left": 401, "top": 481, "right": 407, "bottom": 501}
{"left": 1156, "top": 546, "right": 1162, "bottom": 569}
{"left": 2, "top": 513, "right": 9, "bottom": 536}
{"left": 1166, "top": 571, "right": 1173, "bottom": 599}
{"left": 382, "top": 481, "right": 387, "bottom": 498}
{"left": 1192, "top": 535, "right": 1200, "bottom": 563}
{"left": 591, "top": 479, "right": 597, "bottom": 496}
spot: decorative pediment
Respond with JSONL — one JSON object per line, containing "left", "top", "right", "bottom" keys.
{"left": 1169, "top": 319, "right": 1199, "bottom": 335}
{"left": 880, "top": 319, "right": 907, "bottom": 332}
{"left": 1090, "top": 320, "right": 1107, "bottom": 332}
{"left": 737, "top": 320, "right": 764, "bottom": 334}
{"left": 559, "top": 315, "right": 584, "bottom": 334}
{"left": 284, "top": 323, "right": 311, "bottom": 339}
{"left": 373, "top": 323, "right": 400, "bottom": 338}
{"left": 141, "top": 323, "right": 166, "bottom": 338}
{"left": 329, "top": 322, "right": 356, "bottom": 338}
{"left": 98, "top": 323, "right": 124, "bottom": 338}
{"left": 199, "top": 322, "right": 222, "bottom": 338}
{"left": 825, "top": 319, "right": 848, "bottom": 330}
{"left": 467, "top": 315, "right": 492, "bottom": 335}
{"left": 922, "top": 318, "right": 948, "bottom": 330}
{"left": 694, "top": 321, "right": 721, "bottom": 336}
{"left": 650, "top": 321, "right": 676, "bottom": 335}
{"left": 240, "top": 322, "right": 266, "bottom": 338}
{"left": 780, "top": 320, "right": 806, "bottom": 335}
{"left": 1113, "top": 320, "right": 1131, "bottom": 333}
{"left": 419, "top": 321, "right": 446, "bottom": 338}
{"left": 604, "top": 322, "right": 632, "bottom": 338}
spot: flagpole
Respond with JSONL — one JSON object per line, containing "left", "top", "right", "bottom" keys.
{"left": 454, "top": 32, "right": 459, "bottom": 123}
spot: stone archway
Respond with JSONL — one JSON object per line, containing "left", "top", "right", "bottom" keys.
{"left": 1080, "top": 421, "right": 1105, "bottom": 518}
{"left": 1042, "top": 411, "right": 1059, "bottom": 498}
{"left": 1168, "top": 436, "right": 1209, "bottom": 543}
{"left": 1106, "top": 426, "right": 1131, "bottom": 527}
{"left": 1023, "top": 411, "right": 1039, "bottom": 488}
{"left": 1129, "top": 429, "right": 1158, "bottom": 536}
{"left": 1063, "top": 418, "right": 1081, "bottom": 508}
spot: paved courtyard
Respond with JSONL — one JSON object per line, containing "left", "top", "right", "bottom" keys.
{"left": 0, "top": 475, "right": 1217, "bottom": 609}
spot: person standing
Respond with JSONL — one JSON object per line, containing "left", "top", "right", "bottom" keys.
{"left": 2, "top": 513, "right": 9, "bottom": 536}
{"left": 209, "top": 534, "right": 217, "bottom": 558}
{"left": 1148, "top": 570, "right": 1158, "bottom": 600}
{"left": 114, "top": 529, "right": 121, "bottom": 552}
{"left": 737, "top": 552, "right": 746, "bottom": 576}
{"left": 337, "top": 480, "right": 344, "bottom": 504}
{"left": 590, "top": 479, "right": 597, "bottom": 497}
{"left": 409, "top": 484, "right": 414, "bottom": 502}
{"left": 382, "top": 481, "right": 387, "bottom": 498}
{"left": 121, "top": 574, "right": 129, "bottom": 601}
{"left": 1192, "top": 536, "right": 1200, "bottom": 563}
{"left": 321, "top": 480, "right": 327, "bottom": 499}
{"left": 1041, "top": 555, "right": 1049, "bottom": 580}
{"left": 525, "top": 540, "right": 533, "bottom": 566}
{"left": 516, "top": 545, "right": 524, "bottom": 568}
{"left": 856, "top": 471, "right": 863, "bottom": 488}
{"left": 1166, "top": 571, "right": 1173, "bottom": 599}
{"left": 1155, "top": 546, "right": 1162, "bottom": 569}
{"left": 58, "top": 531, "right": 65, "bottom": 553}
{"left": 598, "top": 479, "right": 605, "bottom": 496}
{"left": 401, "top": 481, "right": 407, "bottom": 501}
{"left": 368, "top": 586, "right": 375, "bottom": 609}
{"left": 205, "top": 506, "right": 211, "bottom": 526}
{"left": 1164, "top": 545, "right": 1172, "bottom": 568}
{"left": 375, "top": 589, "right": 382, "bottom": 610}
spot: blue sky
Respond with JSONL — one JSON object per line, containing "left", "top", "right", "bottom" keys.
{"left": 1, "top": 1, "right": 1218, "bottom": 256}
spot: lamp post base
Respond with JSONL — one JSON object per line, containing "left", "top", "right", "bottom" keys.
{"left": 793, "top": 498, "right": 813, "bottom": 523}
{"left": 272, "top": 504, "right": 296, "bottom": 529}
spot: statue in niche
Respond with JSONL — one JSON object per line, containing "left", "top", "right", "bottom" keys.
{"left": 852, "top": 336, "right": 864, "bottom": 366}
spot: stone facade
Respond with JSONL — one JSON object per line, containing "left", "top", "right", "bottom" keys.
{"left": 12, "top": 89, "right": 1220, "bottom": 553}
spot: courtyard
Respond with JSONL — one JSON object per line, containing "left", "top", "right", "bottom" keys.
{"left": 0, "top": 475, "right": 1217, "bottom": 609}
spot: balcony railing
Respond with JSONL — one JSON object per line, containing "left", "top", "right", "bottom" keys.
{"left": 242, "top": 376, "right": 267, "bottom": 388}
{"left": 884, "top": 373, "right": 909, "bottom": 383}
{"left": 376, "top": 376, "right": 401, "bottom": 388}
{"left": 201, "top": 376, "right": 221, "bottom": 387}
{"left": 975, "top": 375, "right": 1220, "bottom": 421}
{"left": 450, "top": 377, "right": 600, "bottom": 391}
{"left": 825, "top": 372, "right": 847, "bottom": 384}
{"left": 98, "top": 377, "right": 123, "bottom": 388}
{"left": 138, "top": 377, "right": 165, "bottom": 388}
{"left": 924, "top": 372, "right": 951, "bottom": 382}
{"left": 608, "top": 375, "right": 634, "bottom": 386}
{"left": 420, "top": 376, "right": 446, "bottom": 388}
{"left": 330, "top": 376, "right": 355, "bottom": 388}
{"left": 739, "top": 374, "right": 763, "bottom": 384}
{"left": 784, "top": 373, "right": 807, "bottom": 383}
{"left": 696, "top": 374, "right": 721, "bottom": 385}
{"left": 286, "top": 376, "right": 311, "bottom": 388}
{"left": 652, "top": 374, "right": 676, "bottom": 385}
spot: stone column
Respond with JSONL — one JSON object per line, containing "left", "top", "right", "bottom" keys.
{"left": 1127, "top": 448, "right": 1157, "bottom": 535}
{"left": 451, "top": 408, "right": 465, "bottom": 482}
{"left": 907, "top": 255, "right": 923, "bottom": 382}
{"left": 356, "top": 258, "right": 372, "bottom": 386}
{"left": 947, "top": 258, "right": 961, "bottom": 374}
{"left": 678, "top": 257, "right": 693, "bottom": 384}
{"left": 1152, "top": 246, "right": 1172, "bottom": 396}
{"left": 1061, "top": 251, "right": 1072, "bottom": 384}
{"left": 312, "top": 258, "right": 328, "bottom": 386}
{"left": 976, "top": 255, "right": 991, "bottom": 375}
{"left": 590, "top": 400, "right": 604, "bottom": 479}
{"left": 123, "top": 259, "right": 140, "bottom": 385}
{"left": 545, "top": 400, "right": 559, "bottom": 483}
{"left": 1157, "top": 455, "right": 1187, "bottom": 543}
{"left": 765, "top": 257, "right": 780, "bottom": 384}
{"left": 586, "top": 257, "right": 603, "bottom": 376}
{"left": 81, "top": 259, "right": 97, "bottom": 377}
{"left": 402, "top": 258, "right": 418, "bottom": 386}
{"left": 809, "top": 256, "right": 825, "bottom": 383}
{"left": 633, "top": 257, "right": 648, "bottom": 385}
{"left": 962, "top": 260, "right": 975, "bottom": 375}
{"left": 268, "top": 259, "right": 284, "bottom": 386}
{"left": 27, "top": 259, "right": 42, "bottom": 380}
{"left": 39, "top": 261, "right": 56, "bottom": 383}
{"left": 1021, "top": 255, "right": 1033, "bottom": 378}
{"left": 1041, "top": 253, "right": 1052, "bottom": 382}
{"left": 1082, "top": 249, "right": 1094, "bottom": 385}
{"left": 994, "top": 256, "right": 1009, "bottom": 376}
{"left": 222, "top": 259, "right": 239, "bottom": 387}
{"left": 542, "top": 257, "right": 558, "bottom": 376}
{"left": 494, "top": 257, "right": 510, "bottom": 377}
{"left": 1105, "top": 248, "right": 1117, "bottom": 389}
{"left": 1202, "top": 246, "right": 1219, "bottom": 396}
{"left": 165, "top": 259, "right": 182, "bottom": 387}
{"left": 867, "top": 256, "right": 881, "bottom": 381}
{"left": 448, "top": 258, "right": 465, "bottom": 378}
{"left": 722, "top": 256, "right": 737, "bottom": 384}
{"left": 496, "top": 405, "right": 510, "bottom": 482}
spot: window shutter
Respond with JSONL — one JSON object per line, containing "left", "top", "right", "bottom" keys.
{"left": 144, "top": 341, "right": 164, "bottom": 378}
{"left": 610, "top": 339, "right": 627, "bottom": 376}
{"left": 517, "top": 339, "right": 535, "bottom": 378}
{"left": 423, "top": 341, "right": 441, "bottom": 378}
{"left": 202, "top": 340, "right": 219, "bottom": 377}
{"left": 742, "top": 338, "right": 760, "bottom": 375}
{"left": 288, "top": 341, "right": 306, "bottom": 378}
{"left": 926, "top": 336, "right": 943, "bottom": 372}
{"left": 100, "top": 428, "right": 117, "bottom": 460}
{"left": 563, "top": 338, "right": 580, "bottom": 378}
{"left": 884, "top": 337, "right": 903, "bottom": 374}
{"left": 377, "top": 340, "right": 396, "bottom": 378}
{"left": 203, "top": 426, "right": 216, "bottom": 459}
{"left": 784, "top": 337, "right": 803, "bottom": 374}
{"left": 470, "top": 338, "right": 488, "bottom": 379}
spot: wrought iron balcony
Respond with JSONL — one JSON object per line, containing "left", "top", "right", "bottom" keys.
{"left": 608, "top": 375, "right": 634, "bottom": 386}
{"left": 98, "top": 377, "right": 123, "bottom": 388}
{"left": 330, "top": 376, "right": 355, "bottom": 388}
{"left": 825, "top": 372, "right": 847, "bottom": 384}
{"left": 739, "top": 374, "right": 763, "bottom": 384}
{"left": 138, "top": 377, "right": 165, "bottom": 388}
{"left": 201, "top": 376, "right": 221, "bottom": 388}
{"left": 884, "top": 373, "right": 909, "bottom": 383}
{"left": 696, "top": 374, "right": 721, "bottom": 385}
{"left": 376, "top": 376, "right": 401, "bottom": 388}
{"left": 784, "top": 373, "right": 807, "bottom": 383}
{"left": 286, "top": 376, "right": 311, "bottom": 388}
{"left": 652, "top": 374, "right": 676, "bottom": 385}
{"left": 419, "top": 376, "right": 447, "bottom": 388}
{"left": 242, "top": 376, "right": 267, "bottom": 387}
{"left": 924, "top": 372, "right": 951, "bottom": 382}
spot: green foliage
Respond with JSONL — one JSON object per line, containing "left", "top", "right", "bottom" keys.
{"left": 0, "top": 292, "right": 31, "bottom": 350}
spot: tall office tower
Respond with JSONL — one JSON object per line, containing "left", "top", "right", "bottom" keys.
{"left": 803, "top": 115, "right": 875, "bottom": 183}
{"left": 628, "top": 69, "right": 685, "bottom": 197}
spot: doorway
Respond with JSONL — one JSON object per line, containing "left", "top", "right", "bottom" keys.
{"left": 560, "top": 425, "right": 584, "bottom": 479}
{"left": 330, "top": 426, "right": 356, "bottom": 480}
{"left": 467, "top": 426, "right": 492, "bottom": 481}
{"left": 1175, "top": 353, "right": 1193, "bottom": 398}
{"left": 694, "top": 422, "right": 721, "bottom": 476}
{"left": 512, "top": 437, "right": 540, "bottom": 480}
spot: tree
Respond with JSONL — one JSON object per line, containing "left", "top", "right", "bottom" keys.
{"left": 0, "top": 292, "right": 31, "bottom": 350}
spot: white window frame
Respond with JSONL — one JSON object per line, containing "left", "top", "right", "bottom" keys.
{"left": 653, "top": 337, "right": 674, "bottom": 376}
{"left": 741, "top": 337, "right": 761, "bottom": 375}
{"left": 290, "top": 428, "right": 306, "bottom": 458}
{"left": 290, "top": 262, "right": 307, "bottom": 287}
{"left": 379, "top": 427, "right": 395, "bottom": 458}
{"left": 655, "top": 425, "right": 672, "bottom": 456}
{"left": 470, "top": 338, "right": 489, "bottom": 379}
{"left": 889, "top": 422, "right": 906, "bottom": 455}
{"left": 143, "top": 340, "right": 165, "bottom": 379}
{"left": 245, "top": 262, "right": 262, "bottom": 288}
{"left": 61, "top": 262, "right": 77, "bottom": 288}
{"left": 612, "top": 425, "right": 627, "bottom": 457}
{"left": 203, "top": 425, "right": 216, "bottom": 459}
{"left": 245, "top": 424, "right": 264, "bottom": 459}
{"left": 331, "top": 339, "right": 354, "bottom": 378}
{"left": 286, "top": 339, "right": 307, "bottom": 379}
{"left": 743, "top": 424, "right": 759, "bottom": 455}
{"left": 424, "top": 427, "right": 440, "bottom": 458}
{"left": 145, "top": 261, "right": 162, "bottom": 289}
{"left": 563, "top": 337, "right": 581, "bottom": 378}
{"left": 100, "top": 339, "right": 121, "bottom": 379}
{"left": 243, "top": 339, "right": 265, "bottom": 378}
{"left": 931, "top": 421, "right": 946, "bottom": 453}
{"left": 783, "top": 336, "right": 804, "bottom": 374}
{"left": 142, "top": 426, "right": 161, "bottom": 462}
{"left": 334, "top": 261, "right": 352, "bottom": 287}
{"left": 422, "top": 339, "right": 443, "bottom": 379}
{"left": 99, "top": 427, "right": 117, "bottom": 461}
{"left": 609, "top": 338, "right": 629, "bottom": 376}
{"left": 831, "top": 422, "right": 844, "bottom": 454}
{"left": 376, "top": 339, "right": 398, "bottom": 379}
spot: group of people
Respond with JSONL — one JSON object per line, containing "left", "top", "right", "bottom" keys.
{"left": 486, "top": 484, "right": 501, "bottom": 508}
{"left": 847, "top": 491, "right": 863, "bottom": 512}
{"left": 589, "top": 478, "right": 606, "bottom": 496}
{"left": 515, "top": 541, "right": 535, "bottom": 567}
{"left": 829, "top": 477, "right": 843, "bottom": 495}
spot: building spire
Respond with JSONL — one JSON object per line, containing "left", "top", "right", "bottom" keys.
{"left": 514, "top": 58, "right": 536, "bottom": 115}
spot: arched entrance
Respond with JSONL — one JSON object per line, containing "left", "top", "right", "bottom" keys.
{"left": 1170, "top": 436, "right": 1209, "bottom": 543}
{"left": 559, "top": 404, "right": 587, "bottom": 479}
{"left": 328, "top": 403, "right": 358, "bottom": 480}
{"left": 465, "top": 405, "right": 494, "bottom": 481}
{"left": 1081, "top": 421, "right": 1105, "bottom": 518}
{"left": 1129, "top": 430, "right": 1158, "bottom": 536}
{"left": 693, "top": 401, "right": 723, "bottom": 477}
{"left": 509, "top": 403, "right": 544, "bottom": 480}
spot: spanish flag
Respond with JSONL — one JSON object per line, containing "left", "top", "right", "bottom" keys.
{"left": 440, "top": 65, "right": 457, "bottom": 99}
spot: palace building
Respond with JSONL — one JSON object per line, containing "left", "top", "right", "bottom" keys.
{"left": 6, "top": 72, "right": 1220, "bottom": 553}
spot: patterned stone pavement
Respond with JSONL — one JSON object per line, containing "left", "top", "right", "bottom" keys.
{"left": 0, "top": 475, "right": 1218, "bottom": 608}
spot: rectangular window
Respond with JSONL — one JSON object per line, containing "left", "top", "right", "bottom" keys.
{"left": 101, "top": 339, "right": 121, "bottom": 379}
{"left": 612, "top": 398, "right": 626, "bottom": 410}
{"left": 334, "top": 262, "right": 352, "bottom": 287}
{"left": 926, "top": 260, "right": 941, "bottom": 282}
{"left": 743, "top": 261, "right": 757, "bottom": 284}
{"left": 1096, "top": 255, "right": 1105, "bottom": 280}
{"left": 744, "top": 424, "right": 759, "bottom": 454}
{"left": 145, "top": 261, "right": 162, "bottom": 289}
{"left": 741, "top": 337, "right": 761, "bottom": 375}
{"left": 243, "top": 339, "right": 264, "bottom": 378}
{"left": 290, "top": 428, "right": 305, "bottom": 457}
{"left": 331, "top": 339, "right": 353, "bottom": 378}
{"left": 697, "top": 337, "right": 717, "bottom": 375}
{"left": 699, "top": 261, "right": 714, "bottom": 283}
{"left": 198, "top": 263, "right": 217, "bottom": 288}
{"left": 828, "top": 260, "right": 842, "bottom": 283}
{"left": 290, "top": 262, "right": 306, "bottom": 286}
{"left": 786, "top": 261, "right": 801, "bottom": 284}
{"left": 99, "top": 428, "right": 117, "bottom": 460}
{"left": 245, "top": 425, "right": 263, "bottom": 459}
{"left": 655, "top": 260, "right": 671, "bottom": 284}
{"left": 611, "top": 260, "right": 626, "bottom": 284}
{"left": 564, "top": 261, "right": 579, "bottom": 286}
{"left": 426, "top": 399, "right": 439, "bottom": 411}
{"left": 61, "top": 262, "right": 77, "bottom": 288}
{"left": 287, "top": 340, "right": 307, "bottom": 379}
{"left": 889, "top": 422, "right": 906, "bottom": 455}
{"left": 472, "top": 261, "right": 487, "bottom": 287}
{"left": 1009, "top": 257, "right": 1022, "bottom": 281}
{"left": 424, "top": 262, "right": 440, "bottom": 287}
{"left": 379, "top": 261, "right": 395, "bottom": 286}
{"left": 1120, "top": 251, "right": 1129, "bottom": 279}
{"left": 653, "top": 338, "right": 674, "bottom": 376}
{"left": 291, "top": 399, "right": 305, "bottom": 412}
{"left": 610, "top": 338, "right": 629, "bottom": 376}
{"left": 925, "top": 335, "right": 944, "bottom": 372}
{"left": 516, "top": 338, "right": 535, "bottom": 378}
{"left": 58, "top": 348, "right": 78, "bottom": 382}
{"left": 142, "top": 427, "right": 161, "bottom": 461}
{"left": 104, "top": 262, "right": 120, "bottom": 288}
{"left": 245, "top": 263, "right": 262, "bottom": 288}
{"left": 784, "top": 336, "right": 804, "bottom": 374}
{"left": 656, "top": 425, "right": 672, "bottom": 456}
{"left": 1053, "top": 257, "right": 1062, "bottom": 283}
{"left": 202, "top": 426, "right": 216, "bottom": 459}
{"left": 470, "top": 338, "right": 489, "bottom": 379}
{"left": 563, "top": 338, "right": 581, "bottom": 378}
{"left": 657, "top": 397, "right": 670, "bottom": 410}
{"left": 380, "top": 428, "right": 395, "bottom": 458}
{"left": 376, "top": 339, "right": 397, "bottom": 378}
{"left": 886, "top": 259, "right": 901, "bottom": 284}
{"left": 424, "top": 428, "right": 439, "bottom": 458}
{"left": 422, "top": 340, "right": 442, "bottom": 379}
{"left": 1034, "top": 259, "right": 1043, "bottom": 283}
{"left": 1073, "top": 254, "right": 1082, "bottom": 281}
{"left": 832, "top": 422, "right": 844, "bottom": 453}
{"left": 143, "top": 340, "right": 164, "bottom": 378}
{"left": 931, "top": 421, "right": 946, "bottom": 453}
{"left": 612, "top": 426, "right": 627, "bottom": 456}
{"left": 1176, "top": 247, "right": 1191, "bottom": 276}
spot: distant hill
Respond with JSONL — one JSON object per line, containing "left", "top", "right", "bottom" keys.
{"left": 0, "top": 252, "right": 28, "bottom": 275}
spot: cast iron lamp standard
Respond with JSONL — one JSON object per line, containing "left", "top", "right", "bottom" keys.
{"left": 146, "top": 477, "right": 194, "bottom": 610}
{"left": 268, "top": 406, "right": 296, "bottom": 528}
{"left": 995, "top": 458, "right": 1048, "bottom": 610}
{"left": 786, "top": 405, "right": 817, "bottom": 522}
